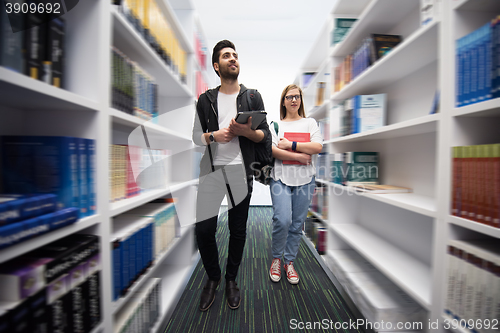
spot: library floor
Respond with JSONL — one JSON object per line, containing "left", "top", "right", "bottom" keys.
{"left": 163, "top": 207, "right": 362, "bottom": 333}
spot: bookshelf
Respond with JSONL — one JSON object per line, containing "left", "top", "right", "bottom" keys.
{"left": 0, "top": 0, "right": 213, "bottom": 331}
{"left": 298, "top": 0, "right": 500, "bottom": 329}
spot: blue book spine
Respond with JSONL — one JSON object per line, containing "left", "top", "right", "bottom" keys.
{"left": 149, "top": 221, "right": 154, "bottom": 265}
{"left": 65, "top": 136, "right": 80, "bottom": 211}
{"left": 0, "top": 194, "right": 57, "bottom": 225}
{"left": 0, "top": 222, "right": 24, "bottom": 249}
{"left": 129, "top": 230, "right": 136, "bottom": 284}
{"left": 112, "top": 241, "right": 121, "bottom": 300}
{"left": 477, "top": 25, "right": 486, "bottom": 102}
{"left": 456, "top": 37, "right": 462, "bottom": 107}
{"left": 137, "top": 225, "right": 144, "bottom": 275}
{"left": 484, "top": 23, "right": 492, "bottom": 100}
{"left": 470, "top": 29, "right": 479, "bottom": 104}
{"left": 87, "top": 139, "right": 96, "bottom": 215}
{"left": 78, "top": 138, "right": 88, "bottom": 218}
{"left": 463, "top": 34, "right": 471, "bottom": 105}
{"left": 121, "top": 235, "right": 130, "bottom": 295}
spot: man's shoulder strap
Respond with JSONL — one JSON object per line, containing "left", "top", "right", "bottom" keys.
{"left": 246, "top": 89, "right": 257, "bottom": 111}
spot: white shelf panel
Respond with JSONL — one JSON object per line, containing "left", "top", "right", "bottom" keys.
{"left": 331, "top": 0, "right": 371, "bottom": 16}
{"left": 0, "top": 214, "right": 101, "bottom": 264}
{"left": 332, "top": 21, "right": 438, "bottom": 101}
{"left": 0, "top": 67, "right": 101, "bottom": 112}
{"left": 448, "top": 215, "right": 500, "bottom": 238}
{"left": 152, "top": 255, "right": 198, "bottom": 333}
{"left": 453, "top": 0, "right": 500, "bottom": 12}
{"left": 326, "top": 113, "right": 440, "bottom": 143}
{"left": 329, "top": 183, "right": 436, "bottom": 217}
{"left": 112, "top": 225, "right": 193, "bottom": 314}
{"left": 307, "top": 101, "right": 329, "bottom": 119}
{"left": 110, "top": 108, "right": 192, "bottom": 141}
{"left": 331, "top": 0, "right": 420, "bottom": 58}
{"left": 112, "top": 8, "right": 192, "bottom": 98}
{"left": 454, "top": 98, "right": 500, "bottom": 117}
{"left": 330, "top": 223, "right": 432, "bottom": 309}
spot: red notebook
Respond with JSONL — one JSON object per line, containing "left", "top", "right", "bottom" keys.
{"left": 283, "top": 132, "right": 310, "bottom": 165}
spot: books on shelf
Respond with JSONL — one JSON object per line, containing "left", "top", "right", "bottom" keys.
{"left": 370, "top": 34, "right": 402, "bottom": 63}
{"left": 110, "top": 144, "right": 171, "bottom": 203}
{"left": 315, "top": 82, "right": 326, "bottom": 106}
{"left": 331, "top": 18, "right": 357, "bottom": 46}
{"left": 114, "top": 0, "right": 188, "bottom": 82}
{"left": 1, "top": 136, "right": 96, "bottom": 218}
{"left": 456, "top": 19, "right": 498, "bottom": 107}
{"left": 310, "top": 184, "right": 328, "bottom": 220}
{"left": 282, "top": 132, "right": 310, "bottom": 165}
{"left": 445, "top": 240, "right": 499, "bottom": 324}
{"left": 115, "top": 277, "right": 161, "bottom": 333}
{"left": 352, "top": 185, "right": 412, "bottom": 194}
{"left": 304, "top": 213, "right": 327, "bottom": 255}
{"left": 344, "top": 151, "right": 379, "bottom": 186}
{"left": 112, "top": 47, "right": 159, "bottom": 121}
{"left": 112, "top": 202, "right": 178, "bottom": 301}
{"left": 302, "top": 72, "right": 316, "bottom": 89}
{"left": 0, "top": 194, "right": 57, "bottom": 226}
{"left": 451, "top": 144, "right": 500, "bottom": 228}
{"left": 0, "top": 234, "right": 102, "bottom": 333}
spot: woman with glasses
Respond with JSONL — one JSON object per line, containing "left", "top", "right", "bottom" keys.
{"left": 268, "top": 84, "right": 323, "bottom": 285}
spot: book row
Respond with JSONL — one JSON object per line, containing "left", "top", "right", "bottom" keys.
{"left": 0, "top": 197, "right": 79, "bottom": 250}
{"left": 321, "top": 93, "right": 387, "bottom": 140}
{"left": 317, "top": 151, "right": 379, "bottom": 186}
{"left": 110, "top": 144, "right": 171, "bottom": 203}
{"left": 445, "top": 240, "right": 500, "bottom": 331}
{"left": 1, "top": 136, "right": 96, "bottom": 218}
{"left": 112, "top": 202, "right": 178, "bottom": 301}
{"left": 304, "top": 213, "right": 327, "bottom": 255}
{"left": 325, "top": 249, "right": 425, "bottom": 331}
{"left": 195, "top": 71, "right": 209, "bottom": 99}
{"left": 115, "top": 277, "right": 162, "bottom": 333}
{"left": 0, "top": 234, "right": 101, "bottom": 333}
{"left": 310, "top": 184, "right": 328, "bottom": 221}
{"left": 112, "top": 0, "right": 187, "bottom": 82}
{"left": 0, "top": 4, "right": 65, "bottom": 88}
{"left": 194, "top": 32, "right": 207, "bottom": 71}
{"left": 112, "top": 47, "right": 159, "bottom": 121}
{"left": 456, "top": 17, "right": 500, "bottom": 107}
{"left": 331, "top": 18, "right": 357, "bottom": 47}
{"left": 451, "top": 144, "right": 500, "bottom": 228}
{"left": 333, "top": 34, "right": 401, "bottom": 93}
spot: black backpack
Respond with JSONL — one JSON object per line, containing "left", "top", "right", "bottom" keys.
{"left": 246, "top": 90, "right": 278, "bottom": 185}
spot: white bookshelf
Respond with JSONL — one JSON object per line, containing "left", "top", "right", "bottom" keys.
{"left": 298, "top": 0, "right": 500, "bottom": 329}
{"left": 0, "top": 0, "right": 209, "bottom": 332}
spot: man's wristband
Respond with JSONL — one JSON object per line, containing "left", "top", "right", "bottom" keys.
{"left": 292, "top": 141, "right": 297, "bottom": 152}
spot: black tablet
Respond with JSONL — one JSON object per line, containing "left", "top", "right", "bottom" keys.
{"left": 234, "top": 111, "right": 267, "bottom": 130}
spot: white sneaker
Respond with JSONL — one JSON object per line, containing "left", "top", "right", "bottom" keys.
{"left": 269, "top": 258, "right": 281, "bottom": 282}
{"left": 284, "top": 262, "right": 299, "bottom": 285}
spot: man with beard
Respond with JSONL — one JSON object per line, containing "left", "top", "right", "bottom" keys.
{"left": 192, "top": 40, "right": 270, "bottom": 311}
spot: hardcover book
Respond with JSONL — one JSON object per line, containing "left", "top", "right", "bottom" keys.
{"left": 370, "top": 34, "right": 402, "bottom": 63}
{"left": 282, "top": 132, "right": 310, "bottom": 165}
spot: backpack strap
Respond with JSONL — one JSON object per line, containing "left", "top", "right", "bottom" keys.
{"left": 246, "top": 89, "right": 257, "bottom": 111}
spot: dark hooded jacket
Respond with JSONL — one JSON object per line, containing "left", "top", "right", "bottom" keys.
{"left": 192, "top": 84, "right": 270, "bottom": 181}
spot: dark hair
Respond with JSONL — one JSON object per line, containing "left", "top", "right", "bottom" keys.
{"left": 212, "top": 40, "right": 236, "bottom": 77}
{"left": 280, "top": 84, "right": 306, "bottom": 120}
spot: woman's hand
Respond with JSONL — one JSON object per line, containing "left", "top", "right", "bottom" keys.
{"left": 296, "top": 153, "right": 311, "bottom": 165}
{"left": 277, "top": 137, "right": 292, "bottom": 150}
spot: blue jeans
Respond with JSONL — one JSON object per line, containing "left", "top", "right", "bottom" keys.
{"left": 270, "top": 177, "right": 315, "bottom": 265}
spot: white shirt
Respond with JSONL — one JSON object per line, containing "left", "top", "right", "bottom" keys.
{"left": 271, "top": 117, "right": 323, "bottom": 186}
{"left": 214, "top": 91, "right": 243, "bottom": 165}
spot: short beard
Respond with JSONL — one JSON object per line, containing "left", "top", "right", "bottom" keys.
{"left": 219, "top": 67, "right": 239, "bottom": 81}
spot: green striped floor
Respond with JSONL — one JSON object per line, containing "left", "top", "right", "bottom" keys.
{"left": 164, "top": 207, "right": 363, "bottom": 333}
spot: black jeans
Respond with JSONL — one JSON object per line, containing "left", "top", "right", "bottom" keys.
{"left": 195, "top": 164, "right": 252, "bottom": 282}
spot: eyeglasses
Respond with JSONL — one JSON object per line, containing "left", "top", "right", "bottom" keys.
{"left": 285, "top": 95, "right": 301, "bottom": 101}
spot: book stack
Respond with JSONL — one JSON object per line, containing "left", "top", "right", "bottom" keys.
{"left": 0, "top": 194, "right": 79, "bottom": 250}
{"left": 445, "top": 240, "right": 499, "bottom": 325}
{"left": 451, "top": 144, "right": 500, "bottom": 228}
{"left": 113, "top": 0, "right": 187, "bottom": 82}
{"left": 329, "top": 94, "right": 387, "bottom": 137}
{"left": 304, "top": 214, "right": 326, "bottom": 255}
{"left": 456, "top": 19, "right": 499, "bottom": 107}
{"left": 343, "top": 151, "right": 379, "bottom": 186}
{"left": 0, "top": 7, "right": 66, "bottom": 88}
{"left": 112, "top": 202, "right": 177, "bottom": 300}
{"left": 0, "top": 234, "right": 101, "bottom": 333}
{"left": 115, "top": 278, "right": 162, "bottom": 333}
{"left": 331, "top": 18, "right": 357, "bottom": 46}
{"left": 111, "top": 47, "right": 159, "bottom": 121}
{"left": 1, "top": 136, "right": 96, "bottom": 218}
{"left": 316, "top": 152, "right": 329, "bottom": 181}
{"left": 110, "top": 144, "right": 171, "bottom": 203}
{"left": 326, "top": 251, "right": 425, "bottom": 331}
{"left": 333, "top": 34, "right": 401, "bottom": 92}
